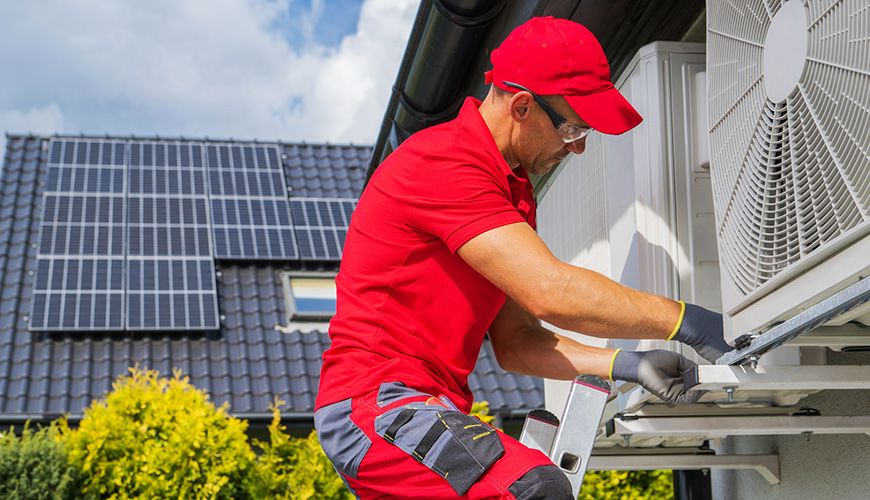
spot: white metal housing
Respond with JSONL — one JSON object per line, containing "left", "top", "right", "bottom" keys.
{"left": 707, "top": 0, "right": 870, "bottom": 342}
{"left": 537, "top": 41, "right": 714, "bottom": 411}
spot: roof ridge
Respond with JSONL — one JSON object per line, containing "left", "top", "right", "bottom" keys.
{"left": 3, "top": 133, "right": 374, "bottom": 149}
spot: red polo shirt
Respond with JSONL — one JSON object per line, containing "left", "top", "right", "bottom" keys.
{"left": 316, "top": 98, "right": 537, "bottom": 413}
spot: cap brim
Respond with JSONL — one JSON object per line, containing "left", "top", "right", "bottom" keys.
{"left": 565, "top": 88, "right": 643, "bottom": 135}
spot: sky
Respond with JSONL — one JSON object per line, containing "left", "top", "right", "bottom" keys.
{"left": 0, "top": 0, "right": 419, "bottom": 157}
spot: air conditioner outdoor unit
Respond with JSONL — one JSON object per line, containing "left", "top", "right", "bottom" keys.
{"left": 533, "top": 0, "right": 870, "bottom": 456}
{"left": 707, "top": 0, "right": 870, "bottom": 346}
{"left": 537, "top": 41, "right": 715, "bottom": 413}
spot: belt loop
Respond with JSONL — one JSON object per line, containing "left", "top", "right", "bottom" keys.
{"left": 384, "top": 408, "right": 417, "bottom": 443}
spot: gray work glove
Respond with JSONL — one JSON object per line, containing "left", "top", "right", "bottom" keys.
{"left": 669, "top": 302, "right": 734, "bottom": 364}
{"left": 611, "top": 349, "right": 702, "bottom": 405}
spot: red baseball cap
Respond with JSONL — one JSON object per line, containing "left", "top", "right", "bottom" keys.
{"left": 485, "top": 16, "right": 642, "bottom": 135}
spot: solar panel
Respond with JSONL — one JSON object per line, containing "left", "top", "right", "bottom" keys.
{"left": 126, "top": 258, "right": 219, "bottom": 330}
{"left": 289, "top": 198, "right": 356, "bottom": 260}
{"left": 30, "top": 139, "right": 127, "bottom": 331}
{"left": 30, "top": 138, "right": 355, "bottom": 332}
{"left": 30, "top": 258, "right": 125, "bottom": 330}
{"left": 126, "top": 141, "right": 219, "bottom": 330}
{"left": 37, "top": 194, "right": 125, "bottom": 256}
{"left": 206, "top": 144, "right": 298, "bottom": 259}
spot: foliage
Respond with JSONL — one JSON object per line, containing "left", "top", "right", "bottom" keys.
{"left": 244, "top": 399, "right": 504, "bottom": 499}
{"left": 3, "top": 372, "right": 673, "bottom": 500}
{"left": 0, "top": 422, "right": 83, "bottom": 500}
{"left": 248, "top": 399, "right": 354, "bottom": 500}
{"left": 579, "top": 469, "right": 673, "bottom": 500}
{"left": 470, "top": 400, "right": 496, "bottom": 426}
{"left": 61, "top": 366, "right": 256, "bottom": 500}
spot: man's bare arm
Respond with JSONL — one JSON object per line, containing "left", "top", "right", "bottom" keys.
{"left": 488, "top": 296, "right": 616, "bottom": 380}
{"left": 457, "top": 222, "right": 681, "bottom": 340}
{"left": 476, "top": 226, "right": 706, "bottom": 404}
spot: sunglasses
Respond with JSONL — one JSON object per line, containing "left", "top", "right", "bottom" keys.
{"left": 503, "top": 81, "right": 594, "bottom": 143}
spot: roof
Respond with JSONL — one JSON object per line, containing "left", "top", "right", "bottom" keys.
{"left": 0, "top": 134, "right": 543, "bottom": 423}
{"left": 281, "top": 142, "right": 368, "bottom": 198}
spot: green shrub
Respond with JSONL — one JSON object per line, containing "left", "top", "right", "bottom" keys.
{"left": 0, "top": 422, "right": 82, "bottom": 500}
{"left": 245, "top": 399, "right": 500, "bottom": 499}
{"left": 61, "top": 366, "right": 255, "bottom": 500}
{"left": 579, "top": 469, "right": 673, "bottom": 499}
{"left": 248, "top": 400, "right": 354, "bottom": 500}
{"left": 50, "top": 372, "right": 675, "bottom": 500}
{"left": 470, "top": 400, "right": 496, "bottom": 426}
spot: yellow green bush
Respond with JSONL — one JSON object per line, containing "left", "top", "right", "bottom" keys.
{"left": 470, "top": 400, "right": 496, "bottom": 426}
{"left": 0, "top": 422, "right": 82, "bottom": 500}
{"left": 61, "top": 366, "right": 255, "bottom": 500}
{"left": 12, "top": 365, "right": 674, "bottom": 499}
{"left": 579, "top": 469, "right": 673, "bottom": 500}
{"left": 247, "top": 400, "right": 354, "bottom": 500}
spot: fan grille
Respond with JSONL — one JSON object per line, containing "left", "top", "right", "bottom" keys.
{"left": 709, "top": 0, "right": 870, "bottom": 297}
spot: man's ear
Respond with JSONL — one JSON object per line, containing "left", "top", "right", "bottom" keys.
{"left": 508, "top": 92, "right": 534, "bottom": 123}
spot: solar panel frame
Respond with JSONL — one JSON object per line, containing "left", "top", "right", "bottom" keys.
{"left": 30, "top": 138, "right": 128, "bottom": 331}
{"left": 126, "top": 257, "right": 219, "bottom": 330}
{"left": 289, "top": 197, "right": 356, "bottom": 261}
{"left": 125, "top": 140, "right": 219, "bottom": 331}
{"left": 206, "top": 143, "right": 299, "bottom": 260}
{"left": 31, "top": 138, "right": 359, "bottom": 332}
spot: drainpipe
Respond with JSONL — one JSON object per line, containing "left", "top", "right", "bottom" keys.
{"left": 367, "top": 0, "right": 506, "bottom": 182}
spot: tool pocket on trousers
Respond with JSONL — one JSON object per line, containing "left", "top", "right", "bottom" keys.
{"left": 375, "top": 404, "right": 505, "bottom": 495}
{"left": 314, "top": 398, "right": 371, "bottom": 480}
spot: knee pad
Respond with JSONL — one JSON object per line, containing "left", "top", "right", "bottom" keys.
{"left": 507, "top": 464, "right": 574, "bottom": 500}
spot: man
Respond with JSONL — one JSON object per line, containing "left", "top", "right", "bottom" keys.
{"left": 315, "top": 17, "right": 732, "bottom": 500}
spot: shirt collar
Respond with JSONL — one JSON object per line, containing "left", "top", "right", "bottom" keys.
{"left": 457, "top": 97, "right": 522, "bottom": 182}
{"left": 457, "top": 97, "right": 536, "bottom": 226}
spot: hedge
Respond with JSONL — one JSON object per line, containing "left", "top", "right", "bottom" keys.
{"left": 1, "top": 367, "right": 674, "bottom": 499}
{"left": 60, "top": 366, "right": 255, "bottom": 500}
{"left": 248, "top": 399, "right": 353, "bottom": 499}
{"left": 0, "top": 422, "right": 82, "bottom": 500}
{"left": 580, "top": 470, "right": 673, "bottom": 499}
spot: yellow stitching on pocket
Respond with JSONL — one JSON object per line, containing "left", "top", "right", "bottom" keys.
{"left": 464, "top": 424, "right": 481, "bottom": 429}
{"left": 437, "top": 413, "right": 450, "bottom": 429}
{"left": 472, "top": 431, "right": 492, "bottom": 440}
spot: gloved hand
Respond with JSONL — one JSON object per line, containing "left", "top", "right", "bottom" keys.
{"left": 610, "top": 349, "right": 702, "bottom": 405}
{"left": 668, "top": 302, "right": 734, "bottom": 363}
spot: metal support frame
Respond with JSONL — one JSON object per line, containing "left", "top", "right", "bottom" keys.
{"left": 717, "top": 277, "right": 870, "bottom": 366}
{"left": 606, "top": 415, "right": 870, "bottom": 440}
{"left": 684, "top": 365, "right": 870, "bottom": 391}
{"left": 785, "top": 324, "right": 870, "bottom": 349}
{"left": 588, "top": 454, "right": 781, "bottom": 485}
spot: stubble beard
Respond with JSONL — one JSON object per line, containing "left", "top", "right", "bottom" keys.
{"left": 526, "top": 154, "right": 565, "bottom": 176}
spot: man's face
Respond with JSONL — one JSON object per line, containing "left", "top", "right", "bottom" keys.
{"left": 518, "top": 95, "right": 588, "bottom": 176}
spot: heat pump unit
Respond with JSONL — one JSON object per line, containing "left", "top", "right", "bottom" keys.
{"left": 707, "top": 0, "right": 870, "bottom": 344}
{"left": 536, "top": 42, "right": 713, "bottom": 411}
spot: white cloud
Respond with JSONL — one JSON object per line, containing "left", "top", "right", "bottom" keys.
{"left": 0, "top": 0, "right": 417, "bottom": 153}
{"left": 310, "top": 0, "right": 419, "bottom": 141}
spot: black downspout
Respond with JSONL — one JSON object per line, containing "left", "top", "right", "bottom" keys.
{"left": 366, "top": 0, "right": 506, "bottom": 184}
{"left": 673, "top": 470, "right": 713, "bottom": 500}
